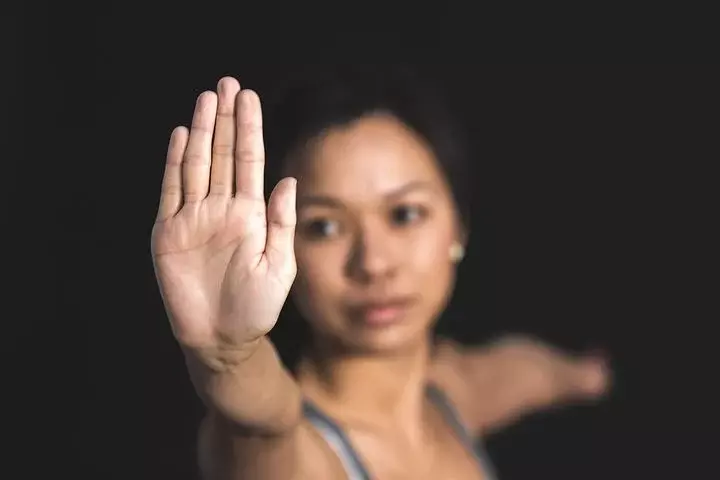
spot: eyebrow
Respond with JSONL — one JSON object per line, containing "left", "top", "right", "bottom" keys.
{"left": 297, "top": 181, "right": 434, "bottom": 209}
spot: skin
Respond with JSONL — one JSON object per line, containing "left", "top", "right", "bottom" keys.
{"left": 151, "top": 77, "right": 610, "bottom": 480}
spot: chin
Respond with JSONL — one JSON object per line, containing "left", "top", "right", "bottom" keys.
{"left": 335, "top": 320, "right": 432, "bottom": 356}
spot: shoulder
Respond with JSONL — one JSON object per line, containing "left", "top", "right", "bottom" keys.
{"left": 294, "top": 420, "right": 350, "bottom": 479}
{"left": 428, "top": 335, "right": 550, "bottom": 437}
{"left": 427, "top": 338, "right": 480, "bottom": 435}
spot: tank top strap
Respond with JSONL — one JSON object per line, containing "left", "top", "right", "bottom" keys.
{"left": 425, "top": 384, "right": 499, "bottom": 480}
{"left": 303, "top": 386, "right": 498, "bottom": 479}
{"left": 302, "top": 400, "right": 372, "bottom": 480}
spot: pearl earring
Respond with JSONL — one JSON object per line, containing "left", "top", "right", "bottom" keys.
{"left": 449, "top": 243, "right": 465, "bottom": 263}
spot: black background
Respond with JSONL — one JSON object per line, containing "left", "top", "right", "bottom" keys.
{"left": 14, "top": 9, "right": 717, "bottom": 480}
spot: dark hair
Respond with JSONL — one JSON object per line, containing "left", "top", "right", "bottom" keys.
{"left": 262, "top": 66, "right": 472, "bottom": 369}
{"left": 263, "top": 65, "right": 471, "bottom": 228}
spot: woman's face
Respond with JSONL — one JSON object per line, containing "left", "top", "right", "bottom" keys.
{"left": 290, "top": 113, "right": 464, "bottom": 353}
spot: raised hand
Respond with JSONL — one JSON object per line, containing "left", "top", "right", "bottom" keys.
{"left": 151, "top": 77, "right": 297, "bottom": 367}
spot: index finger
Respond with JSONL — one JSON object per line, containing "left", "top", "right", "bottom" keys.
{"left": 235, "top": 89, "right": 265, "bottom": 200}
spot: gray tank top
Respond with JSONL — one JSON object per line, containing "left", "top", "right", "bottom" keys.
{"left": 302, "top": 384, "right": 498, "bottom": 480}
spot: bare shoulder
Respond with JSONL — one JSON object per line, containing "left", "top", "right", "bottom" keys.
{"left": 427, "top": 339, "right": 478, "bottom": 432}
{"left": 429, "top": 335, "right": 607, "bottom": 437}
{"left": 294, "top": 420, "right": 349, "bottom": 479}
{"left": 250, "top": 421, "right": 347, "bottom": 480}
{"left": 428, "top": 336, "right": 534, "bottom": 437}
{"left": 199, "top": 415, "right": 346, "bottom": 480}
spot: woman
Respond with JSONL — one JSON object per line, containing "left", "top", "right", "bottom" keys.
{"left": 151, "top": 68, "right": 609, "bottom": 479}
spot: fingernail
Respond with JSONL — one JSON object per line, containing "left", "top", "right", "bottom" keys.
{"left": 241, "top": 90, "right": 254, "bottom": 107}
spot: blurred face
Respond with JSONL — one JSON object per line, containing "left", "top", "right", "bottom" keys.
{"left": 289, "top": 113, "right": 464, "bottom": 353}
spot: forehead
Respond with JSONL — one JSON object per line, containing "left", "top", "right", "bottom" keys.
{"left": 296, "top": 113, "right": 445, "bottom": 200}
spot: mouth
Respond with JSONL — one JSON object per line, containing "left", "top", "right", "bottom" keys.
{"left": 345, "top": 296, "right": 417, "bottom": 327}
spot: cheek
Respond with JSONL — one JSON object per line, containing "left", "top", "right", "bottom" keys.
{"left": 405, "top": 218, "right": 455, "bottom": 272}
{"left": 403, "top": 220, "right": 457, "bottom": 303}
{"left": 407, "top": 234, "right": 451, "bottom": 268}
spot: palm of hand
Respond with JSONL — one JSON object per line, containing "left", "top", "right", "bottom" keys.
{"left": 151, "top": 78, "right": 297, "bottom": 353}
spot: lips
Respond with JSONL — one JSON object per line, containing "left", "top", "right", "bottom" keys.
{"left": 346, "top": 297, "right": 416, "bottom": 327}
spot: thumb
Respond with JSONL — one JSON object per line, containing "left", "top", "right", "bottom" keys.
{"left": 265, "top": 177, "right": 297, "bottom": 274}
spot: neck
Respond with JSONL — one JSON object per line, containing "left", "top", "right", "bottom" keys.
{"left": 297, "top": 334, "right": 434, "bottom": 429}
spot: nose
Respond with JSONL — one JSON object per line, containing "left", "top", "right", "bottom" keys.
{"left": 346, "top": 223, "right": 397, "bottom": 283}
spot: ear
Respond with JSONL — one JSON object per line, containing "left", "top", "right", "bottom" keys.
{"left": 449, "top": 243, "right": 465, "bottom": 263}
{"left": 450, "top": 219, "right": 470, "bottom": 263}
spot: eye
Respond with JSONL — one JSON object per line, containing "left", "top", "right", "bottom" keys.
{"left": 390, "top": 204, "right": 427, "bottom": 227}
{"left": 301, "top": 218, "right": 341, "bottom": 239}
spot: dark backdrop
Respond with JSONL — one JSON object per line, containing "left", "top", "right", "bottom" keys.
{"left": 98, "top": 64, "right": 714, "bottom": 479}
{"left": 25, "top": 15, "right": 714, "bottom": 480}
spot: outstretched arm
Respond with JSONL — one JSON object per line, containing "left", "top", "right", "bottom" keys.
{"left": 151, "top": 77, "right": 305, "bottom": 479}
{"left": 430, "top": 335, "right": 611, "bottom": 437}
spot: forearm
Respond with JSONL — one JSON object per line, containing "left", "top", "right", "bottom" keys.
{"left": 192, "top": 337, "right": 304, "bottom": 479}
{"left": 198, "top": 409, "right": 300, "bottom": 480}
{"left": 186, "top": 336, "right": 303, "bottom": 434}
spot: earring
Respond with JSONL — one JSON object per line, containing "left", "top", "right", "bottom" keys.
{"left": 449, "top": 243, "right": 465, "bottom": 263}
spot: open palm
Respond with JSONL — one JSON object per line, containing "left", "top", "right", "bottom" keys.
{"left": 151, "top": 77, "right": 297, "bottom": 357}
